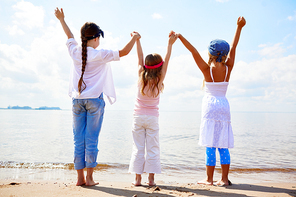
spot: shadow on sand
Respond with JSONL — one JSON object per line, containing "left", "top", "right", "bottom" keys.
{"left": 84, "top": 183, "right": 296, "bottom": 197}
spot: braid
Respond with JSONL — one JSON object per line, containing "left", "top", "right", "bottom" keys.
{"left": 78, "top": 39, "right": 87, "bottom": 94}
{"left": 78, "top": 22, "right": 103, "bottom": 95}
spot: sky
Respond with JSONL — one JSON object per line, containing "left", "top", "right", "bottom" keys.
{"left": 0, "top": 0, "right": 296, "bottom": 112}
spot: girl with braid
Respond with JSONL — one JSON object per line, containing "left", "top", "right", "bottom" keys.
{"left": 55, "top": 8, "right": 140, "bottom": 186}
{"left": 128, "top": 32, "right": 177, "bottom": 186}
{"left": 175, "top": 16, "right": 246, "bottom": 186}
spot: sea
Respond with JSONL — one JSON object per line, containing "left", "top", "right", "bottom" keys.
{"left": 0, "top": 109, "right": 295, "bottom": 184}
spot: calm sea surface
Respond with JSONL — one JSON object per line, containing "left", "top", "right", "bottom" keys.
{"left": 0, "top": 109, "right": 295, "bottom": 183}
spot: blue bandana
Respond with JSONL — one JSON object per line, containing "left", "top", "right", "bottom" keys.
{"left": 208, "top": 39, "right": 230, "bottom": 62}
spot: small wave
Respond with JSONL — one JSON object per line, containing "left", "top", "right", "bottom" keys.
{"left": 0, "top": 161, "right": 127, "bottom": 171}
{"left": 1, "top": 161, "right": 295, "bottom": 174}
{"left": 229, "top": 167, "right": 296, "bottom": 173}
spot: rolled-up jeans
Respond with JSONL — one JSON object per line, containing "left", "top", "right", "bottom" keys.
{"left": 72, "top": 94, "right": 105, "bottom": 170}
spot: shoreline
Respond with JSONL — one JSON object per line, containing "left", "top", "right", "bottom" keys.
{"left": 1, "top": 167, "right": 296, "bottom": 183}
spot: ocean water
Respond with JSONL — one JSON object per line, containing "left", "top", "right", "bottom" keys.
{"left": 0, "top": 109, "right": 295, "bottom": 183}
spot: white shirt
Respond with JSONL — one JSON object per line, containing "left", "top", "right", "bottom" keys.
{"left": 66, "top": 38, "right": 120, "bottom": 104}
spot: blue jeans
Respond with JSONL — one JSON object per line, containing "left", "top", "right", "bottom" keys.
{"left": 72, "top": 94, "right": 105, "bottom": 170}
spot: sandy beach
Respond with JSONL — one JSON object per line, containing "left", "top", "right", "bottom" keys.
{"left": 1, "top": 166, "right": 296, "bottom": 197}
{"left": 1, "top": 179, "right": 295, "bottom": 197}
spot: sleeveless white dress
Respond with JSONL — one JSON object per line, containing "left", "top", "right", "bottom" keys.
{"left": 199, "top": 66, "right": 234, "bottom": 148}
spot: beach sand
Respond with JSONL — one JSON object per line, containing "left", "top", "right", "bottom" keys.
{"left": 1, "top": 179, "right": 295, "bottom": 197}
{"left": 1, "top": 168, "right": 296, "bottom": 196}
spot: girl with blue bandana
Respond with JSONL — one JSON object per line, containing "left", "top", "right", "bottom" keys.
{"left": 55, "top": 8, "right": 140, "bottom": 186}
{"left": 175, "top": 16, "right": 246, "bottom": 186}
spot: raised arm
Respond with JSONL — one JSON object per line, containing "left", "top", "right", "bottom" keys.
{"left": 159, "top": 32, "right": 178, "bottom": 83}
{"left": 119, "top": 32, "right": 141, "bottom": 57}
{"left": 54, "top": 8, "right": 74, "bottom": 39}
{"left": 226, "top": 16, "right": 246, "bottom": 69}
{"left": 178, "top": 34, "right": 208, "bottom": 72}
{"left": 136, "top": 38, "right": 144, "bottom": 76}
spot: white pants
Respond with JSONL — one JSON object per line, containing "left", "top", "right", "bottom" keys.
{"left": 129, "top": 115, "right": 161, "bottom": 174}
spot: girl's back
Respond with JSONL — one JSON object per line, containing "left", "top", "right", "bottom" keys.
{"left": 67, "top": 38, "right": 119, "bottom": 100}
{"left": 134, "top": 84, "right": 160, "bottom": 117}
{"left": 205, "top": 64, "right": 230, "bottom": 83}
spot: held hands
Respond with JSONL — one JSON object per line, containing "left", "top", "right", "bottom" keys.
{"left": 237, "top": 16, "right": 246, "bottom": 28}
{"left": 168, "top": 31, "right": 178, "bottom": 45}
{"left": 54, "top": 7, "right": 64, "bottom": 21}
{"left": 169, "top": 30, "right": 175, "bottom": 37}
{"left": 169, "top": 30, "right": 180, "bottom": 38}
{"left": 131, "top": 31, "right": 141, "bottom": 40}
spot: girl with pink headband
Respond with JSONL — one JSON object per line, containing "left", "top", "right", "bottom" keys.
{"left": 128, "top": 31, "right": 178, "bottom": 186}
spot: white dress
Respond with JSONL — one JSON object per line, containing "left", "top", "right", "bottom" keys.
{"left": 199, "top": 66, "right": 234, "bottom": 148}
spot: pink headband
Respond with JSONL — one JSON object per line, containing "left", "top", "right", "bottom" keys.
{"left": 144, "top": 61, "right": 163, "bottom": 69}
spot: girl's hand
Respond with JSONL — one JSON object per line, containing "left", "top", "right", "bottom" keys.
{"left": 237, "top": 16, "right": 246, "bottom": 28}
{"left": 168, "top": 33, "right": 177, "bottom": 45}
{"left": 55, "top": 7, "right": 64, "bottom": 21}
{"left": 169, "top": 31, "right": 180, "bottom": 39}
{"left": 169, "top": 30, "right": 175, "bottom": 37}
{"left": 131, "top": 31, "right": 141, "bottom": 40}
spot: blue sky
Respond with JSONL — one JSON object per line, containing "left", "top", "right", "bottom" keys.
{"left": 0, "top": 0, "right": 296, "bottom": 112}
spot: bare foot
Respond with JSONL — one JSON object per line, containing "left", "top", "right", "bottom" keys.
{"left": 215, "top": 180, "right": 232, "bottom": 186}
{"left": 76, "top": 179, "right": 86, "bottom": 186}
{"left": 197, "top": 179, "right": 213, "bottom": 185}
{"left": 85, "top": 176, "right": 99, "bottom": 186}
{"left": 132, "top": 174, "right": 142, "bottom": 186}
{"left": 85, "top": 180, "right": 99, "bottom": 186}
{"left": 132, "top": 181, "right": 142, "bottom": 186}
{"left": 76, "top": 169, "right": 86, "bottom": 186}
{"left": 148, "top": 173, "right": 156, "bottom": 186}
{"left": 148, "top": 180, "right": 156, "bottom": 186}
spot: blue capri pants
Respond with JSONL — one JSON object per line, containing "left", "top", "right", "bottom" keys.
{"left": 206, "top": 147, "right": 230, "bottom": 166}
{"left": 72, "top": 94, "right": 105, "bottom": 170}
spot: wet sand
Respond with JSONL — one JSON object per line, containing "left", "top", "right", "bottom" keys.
{"left": 1, "top": 167, "right": 296, "bottom": 196}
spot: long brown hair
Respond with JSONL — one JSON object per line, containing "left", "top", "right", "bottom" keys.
{"left": 78, "top": 22, "right": 102, "bottom": 95}
{"left": 139, "top": 53, "right": 163, "bottom": 97}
